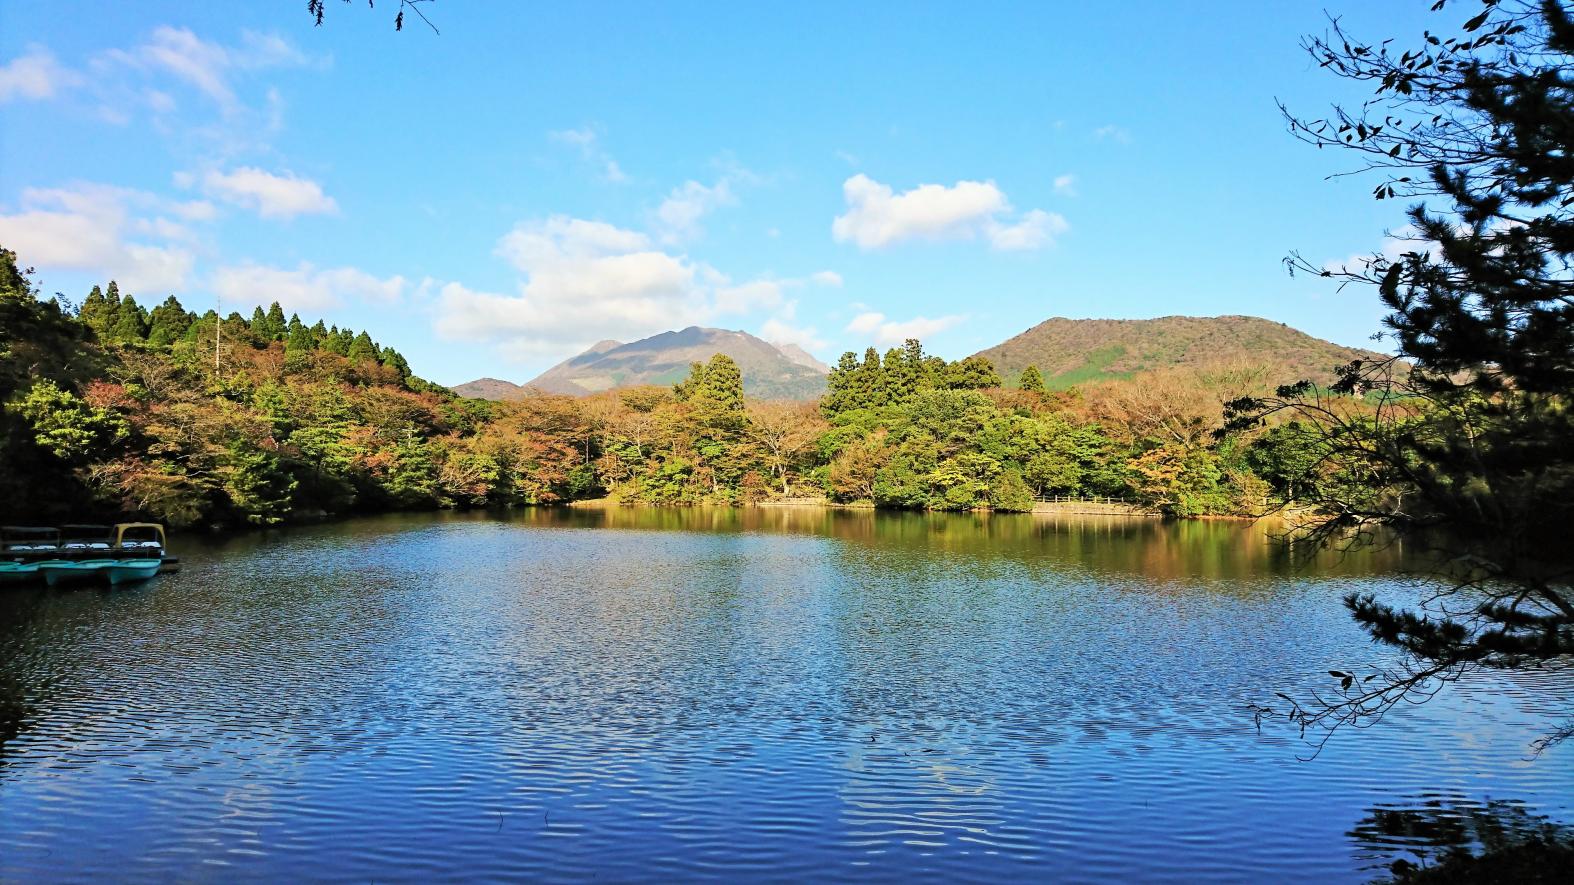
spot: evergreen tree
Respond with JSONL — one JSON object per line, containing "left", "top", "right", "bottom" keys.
{"left": 884, "top": 341, "right": 923, "bottom": 403}
{"left": 146, "top": 296, "right": 192, "bottom": 347}
{"left": 326, "top": 327, "right": 354, "bottom": 356}
{"left": 673, "top": 361, "right": 706, "bottom": 401}
{"left": 694, "top": 353, "right": 744, "bottom": 413}
{"left": 111, "top": 294, "right": 149, "bottom": 342}
{"left": 853, "top": 347, "right": 887, "bottom": 407}
{"left": 379, "top": 346, "right": 412, "bottom": 379}
{"left": 1239, "top": 1, "right": 1574, "bottom": 747}
{"left": 821, "top": 351, "right": 861, "bottom": 416}
{"left": 310, "top": 319, "right": 328, "bottom": 347}
{"left": 265, "top": 302, "right": 288, "bottom": 341}
{"left": 286, "top": 321, "right": 315, "bottom": 357}
{"left": 80, "top": 285, "right": 109, "bottom": 336}
{"left": 1019, "top": 364, "right": 1046, "bottom": 393}
{"left": 347, "top": 331, "right": 379, "bottom": 364}
{"left": 943, "top": 355, "right": 1001, "bottom": 390}
{"left": 250, "top": 306, "right": 269, "bottom": 335}
{"left": 287, "top": 313, "right": 305, "bottom": 337}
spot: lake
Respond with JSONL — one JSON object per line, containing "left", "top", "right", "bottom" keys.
{"left": 1, "top": 508, "right": 1570, "bottom": 882}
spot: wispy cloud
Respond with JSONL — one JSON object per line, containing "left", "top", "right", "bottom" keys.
{"left": 844, "top": 310, "right": 965, "bottom": 347}
{"left": 549, "top": 126, "right": 629, "bottom": 183}
{"left": 1093, "top": 124, "right": 1131, "bottom": 144}
{"left": 0, "top": 46, "right": 80, "bottom": 103}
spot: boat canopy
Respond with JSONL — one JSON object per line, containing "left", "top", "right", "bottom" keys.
{"left": 113, "top": 523, "right": 166, "bottom": 548}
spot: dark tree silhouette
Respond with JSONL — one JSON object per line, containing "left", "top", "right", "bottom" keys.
{"left": 307, "top": 0, "right": 438, "bottom": 34}
{"left": 1235, "top": 0, "right": 1574, "bottom": 752}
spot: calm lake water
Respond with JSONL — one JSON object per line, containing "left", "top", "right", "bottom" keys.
{"left": 1, "top": 508, "right": 1570, "bottom": 882}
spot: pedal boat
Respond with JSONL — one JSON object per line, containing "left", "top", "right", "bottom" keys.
{"left": 0, "top": 526, "right": 60, "bottom": 585}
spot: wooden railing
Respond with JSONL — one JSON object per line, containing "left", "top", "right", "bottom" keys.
{"left": 1032, "top": 494, "right": 1139, "bottom": 505}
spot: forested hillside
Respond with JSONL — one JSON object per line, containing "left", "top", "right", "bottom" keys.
{"left": 1, "top": 246, "right": 1340, "bottom": 526}
{"left": 976, "top": 315, "right": 1388, "bottom": 388}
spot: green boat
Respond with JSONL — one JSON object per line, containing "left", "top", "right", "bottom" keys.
{"left": 35, "top": 525, "right": 117, "bottom": 587}
{"left": 1, "top": 526, "right": 59, "bottom": 586}
{"left": 103, "top": 524, "right": 168, "bottom": 586}
{"left": 21, "top": 523, "right": 171, "bottom": 588}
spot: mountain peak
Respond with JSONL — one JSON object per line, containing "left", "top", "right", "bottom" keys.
{"left": 455, "top": 327, "right": 829, "bottom": 401}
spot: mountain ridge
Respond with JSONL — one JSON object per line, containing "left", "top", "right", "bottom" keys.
{"left": 454, "top": 315, "right": 1389, "bottom": 401}
{"left": 972, "top": 314, "right": 1391, "bottom": 388}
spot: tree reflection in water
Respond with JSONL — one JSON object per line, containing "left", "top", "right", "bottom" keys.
{"left": 1348, "top": 796, "right": 1573, "bottom": 883}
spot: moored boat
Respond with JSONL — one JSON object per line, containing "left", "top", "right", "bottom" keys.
{"left": 1, "top": 526, "right": 59, "bottom": 585}
{"left": 104, "top": 523, "right": 168, "bottom": 586}
{"left": 6, "top": 523, "right": 172, "bottom": 588}
{"left": 35, "top": 525, "right": 117, "bottom": 587}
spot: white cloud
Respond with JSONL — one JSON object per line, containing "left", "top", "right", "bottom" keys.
{"left": 653, "top": 177, "right": 739, "bottom": 244}
{"left": 832, "top": 174, "right": 1004, "bottom": 249}
{"left": 760, "top": 301, "right": 827, "bottom": 353}
{"left": 832, "top": 174, "right": 1065, "bottom": 251}
{"left": 846, "top": 311, "right": 885, "bottom": 335}
{"left": 202, "top": 167, "right": 337, "bottom": 219}
{"left": 1323, "top": 225, "right": 1440, "bottom": 275}
{"left": 717, "top": 269, "right": 843, "bottom": 315}
{"left": 715, "top": 280, "right": 784, "bottom": 314}
{"left": 0, "top": 183, "right": 194, "bottom": 294}
{"left": 210, "top": 262, "right": 405, "bottom": 313}
{"left": 988, "top": 209, "right": 1069, "bottom": 252}
{"left": 100, "top": 26, "right": 309, "bottom": 113}
{"left": 549, "top": 126, "right": 629, "bottom": 183}
{"left": 843, "top": 310, "right": 964, "bottom": 347}
{"left": 1093, "top": 124, "right": 1131, "bottom": 143}
{"left": 0, "top": 46, "right": 79, "bottom": 103}
{"left": 1053, "top": 174, "right": 1077, "bottom": 196}
{"left": 438, "top": 212, "right": 831, "bottom": 359}
{"left": 438, "top": 215, "right": 713, "bottom": 356}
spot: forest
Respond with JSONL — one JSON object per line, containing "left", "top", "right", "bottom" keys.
{"left": 1, "top": 245, "right": 1338, "bottom": 528}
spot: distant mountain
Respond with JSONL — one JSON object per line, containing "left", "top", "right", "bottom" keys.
{"left": 973, "top": 315, "right": 1391, "bottom": 388}
{"left": 456, "top": 327, "right": 829, "bottom": 401}
{"left": 773, "top": 342, "right": 831, "bottom": 373}
{"left": 450, "top": 377, "right": 529, "bottom": 400}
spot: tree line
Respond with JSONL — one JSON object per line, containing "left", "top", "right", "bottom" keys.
{"left": 0, "top": 248, "right": 1340, "bottom": 528}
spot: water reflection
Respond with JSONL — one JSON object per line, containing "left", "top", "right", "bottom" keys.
{"left": 1348, "top": 795, "right": 1574, "bottom": 881}
{"left": 0, "top": 509, "right": 1567, "bottom": 882}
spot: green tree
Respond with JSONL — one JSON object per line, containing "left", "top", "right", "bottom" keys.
{"left": 1018, "top": 364, "right": 1046, "bottom": 393}
{"left": 265, "top": 302, "right": 288, "bottom": 341}
{"left": 943, "top": 355, "right": 1001, "bottom": 390}
{"left": 111, "top": 294, "right": 149, "bottom": 342}
{"left": 853, "top": 347, "right": 887, "bottom": 407}
{"left": 989, "top": 468, "right": 1035, "bottom": 512}
{"left": 693, "top": 353, "right": 744, "bottom": 414}
{"left": 821, "top": 351, "right": 861, "bottom": 416}
{"left": 347, "top": 331, "right": 379, "bottom": 364}
{"left": 14, "top": 379, "right": 130, "bottom": 463}
{"left": 286, "top": 321, "right": 315, "bottom": 358}
{"left": 379, "top": 346, "right": 411, "bottom": 379}
{"left": 146, "top": 295, "right": 193, "bottom": 347}
{"left": 79, "top": 284, "right": 110, "bottom": 336}
{"left": 1239, "top": 1, "right": 1574, "bottom": 747}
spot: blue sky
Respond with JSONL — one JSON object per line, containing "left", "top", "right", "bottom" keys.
{"left": 0, "top": 2, "right": 1439, "bottom": 385}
